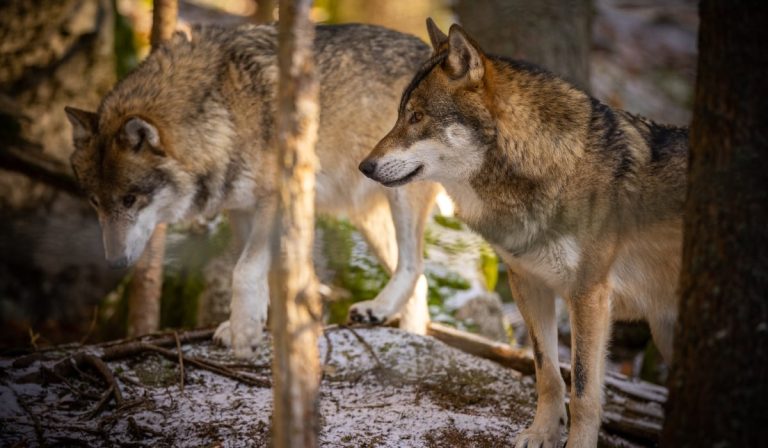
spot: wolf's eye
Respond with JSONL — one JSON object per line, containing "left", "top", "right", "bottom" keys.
{"left": 409, "top": 111, "right": 423, "bottom": 124}
{"left": 122, "top": 194, "right": 136, "bottom": 208}
{"left": 89, "top": 195, "right": 99, "bottom": 208}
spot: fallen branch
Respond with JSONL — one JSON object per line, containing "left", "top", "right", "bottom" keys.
{"left": 141, "top": 343, "right": 270, "bottom": 388}
{"left": 427, "top": 322, "right": 666, "bottom": 404}
{"left": 341, "top": 325, "right": 383, "bottom": 370}
{"left": 42, "top": 329, "right": 231, "bottom": 420}
{"left": 426, "top": 322, "right": 664, "bottom": 444}
{"left": 426, "top": 322, "right": 534, "bottom": 374}
{"left": 98, "top": 328, "right": 215, "bottom": 360}
{"left": 80, "top": 385, "right": 115, "bottom": 420}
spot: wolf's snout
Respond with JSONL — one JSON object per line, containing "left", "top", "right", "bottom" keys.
{"left": 107, "top": 255, "right": 129, "bottom": 270}
{"left": 359, "top": 159, "right": 377, "bottom": 178}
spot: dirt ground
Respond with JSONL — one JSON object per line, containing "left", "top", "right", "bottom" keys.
{"left": 0, "top": 327, "right": 659, "bottom": 447}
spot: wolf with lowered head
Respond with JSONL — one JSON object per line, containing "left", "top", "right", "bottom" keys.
{"left": 66, "top": 23, "right": 440, "bottom": 358}
{"left": 360, "top": 19, "right": 687, "bottom": 448}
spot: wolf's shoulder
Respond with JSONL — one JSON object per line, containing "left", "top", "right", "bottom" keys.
{"left": 617, "top": 107, "right": 689, "bottom": 162}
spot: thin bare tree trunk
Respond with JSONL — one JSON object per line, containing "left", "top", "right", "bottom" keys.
{"left": 269, "top": 0, "right": 321, "bottom": 446}
{"left": 150, "top": 0, "right": 179, "bottom": 46}
{"left": 126, "top": 224, "right": 167, "bottom": 337}
{"left": 253, "top": 0, "right": 276, "bottom": 23}
{"left": 662, "top": 2, "right": 768, "bottom": 446}
{"left": 126, "top": 0, "right": 177, "bottom": 337}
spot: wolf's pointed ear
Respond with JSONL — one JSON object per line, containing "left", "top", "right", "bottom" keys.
{"left": 172, "top": 28, "right": 191, "bottom": 44}
{"left": 444, "top": 24, "right": 485, "bottom": 83}
{"left": 426, "top": 18, "right": 447, "bottom": 51}
{"left": 65, "top": 106, "right": 98, "bottom": 142}
{"left": 122, "top": 117, "right": 165, "bottom": 157}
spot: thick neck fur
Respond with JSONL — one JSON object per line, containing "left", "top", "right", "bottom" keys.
{"left": 451, "top": 58, "right": 590, "bottom": 253}
{"left": 452, "top": 57, "right": 687, "bottom": 254}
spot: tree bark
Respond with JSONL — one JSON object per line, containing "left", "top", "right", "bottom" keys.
{"left": 662, "top": 2, "right": 768, "bottom": 446}
{"left": 125, "top": 0, "right": 177, "bottom": 337}
{"left": 126, "top": 224, "right": 167, "bottom": 337}
{"left": 269, "top": 1, "right": 321, "bottom": 447}
{"left": 454, "top": 0, "right": 592, "bottom": 92}
{"left": 150, "top": 0, "right": 178, "bottom": 46}
{"left": 253, "top": 0, "right": 276, "bottom": 23}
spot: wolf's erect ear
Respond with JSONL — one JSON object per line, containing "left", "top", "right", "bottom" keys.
{"left": 65, "top": 106, "right": 98, "bottom": 142}
{"left": 121, "top": 117, "right": 165, "bottom": 157}
{"left": 444, "top": 24, "right": 485, "bottom": 83}
{"left": 426, "top": 18, "right": 448, "bottom": 51}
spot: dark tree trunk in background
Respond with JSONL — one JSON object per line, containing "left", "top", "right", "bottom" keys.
{"left": 270, "top": 0, "right": 321, "bottom": 445}
{"left": 455, "top": 0, "right": 592, "bottom": 92}
{"left": 662, "top": 2, "right": 768, "bottom": 446}
{"left": 0, "top": 0, "right": 119, "bottom": 347}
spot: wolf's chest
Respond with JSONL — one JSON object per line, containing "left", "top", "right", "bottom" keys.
{"left": 494, "top": 236, "right": 582, "bottom": 294}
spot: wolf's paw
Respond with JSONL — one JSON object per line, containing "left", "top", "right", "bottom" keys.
{"left": 347, "top": 300, "right": 394, "bottom": 325}
{"left": 561, "top": 424, "right": 598, "bottom": 448}
{"left": 514, "top": 428, "right": 561, "bottom": 448}
{"left": 213, "top": 317, "right": 265, "bottom": 358}
{"left": 213, "top": 320, "right": 234, "bottom": 346}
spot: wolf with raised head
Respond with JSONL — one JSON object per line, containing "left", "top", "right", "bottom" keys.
{"left": 66, "top": 23, "right": 440, "bottom": 358}
{"left": 360, "top": 19, "right": 687, "bottom": 448}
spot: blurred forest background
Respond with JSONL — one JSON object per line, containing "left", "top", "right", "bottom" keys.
{"left": 0, "top": 0, "right": 697, "bottom": 385}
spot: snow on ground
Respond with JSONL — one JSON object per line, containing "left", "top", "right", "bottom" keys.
{"left": 1, "top": 327, "right": 541, "bottom": 447}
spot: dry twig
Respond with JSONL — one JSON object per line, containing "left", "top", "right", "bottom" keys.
{"left": 173, "top": 331, "right": 185, "bottom": 394}
{"left": 141, "top": 343, "right": 271, "bottom": 388}
{"left": 340, "top": 325, "right": 383, "bottom": 370}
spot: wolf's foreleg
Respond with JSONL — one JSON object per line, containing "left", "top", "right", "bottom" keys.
{"left": 348, "top": 184, "right": 436, "bottom": 331}
{"left": 566, "top": 281, "right": 612, "bottom": 448}
{"left": 509, "top": 268, "right": 567, "bottom": 448}
{"left": 214, "top": 204, "right": 274, "bottom": 358}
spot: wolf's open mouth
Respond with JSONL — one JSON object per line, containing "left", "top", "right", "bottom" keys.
{"left": 383, "top": 165, "right": 424, "bottom": 187}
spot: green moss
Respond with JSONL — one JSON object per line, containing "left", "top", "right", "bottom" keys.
{"left": 132, "top": 354, "right": 179, "bottom": 387}
{"left": 161, "top": 220, "right": 233, "bottom": 329}
{"left": 319, "top": 217, "right": 389, "bottom": 325}
{"left": 434, "top": 214, "right": 464, "bottom": 230}
{"left": 479, "top": 244, "right": 499, "bottom": 291}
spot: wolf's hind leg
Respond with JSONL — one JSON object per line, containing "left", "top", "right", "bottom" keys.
{"left": 348, "top": 183, "right": 437, "bottom": 332}
{"left": 213, "top": 204, "right": 274, "bottom": 358}
{"left": 509, "top": 268, "right": 567, "bottom": 448}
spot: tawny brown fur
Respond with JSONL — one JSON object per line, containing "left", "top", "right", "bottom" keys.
{"left": 66, "top": 23, "right": 440, "bottom": 358}
{"left": 361, "top": 20, "right": 687, "bottom": 448}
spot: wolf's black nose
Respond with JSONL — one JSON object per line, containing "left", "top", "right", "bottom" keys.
{"left": 107, "top": 256, "right": 128, "bottom": 270}
{"left": 359, "top": 159, "right": 377, "bottom": 177}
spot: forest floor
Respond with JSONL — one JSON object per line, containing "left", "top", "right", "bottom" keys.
{"left": 1, "top": 327, "right": 663, "bottom": 447}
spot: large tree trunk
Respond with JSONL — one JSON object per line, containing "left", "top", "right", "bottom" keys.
{"left": 269, "top": 0, "right": 322, "bottom": 446}
{"left": 662, "top": 2, "right": 768, "bottom": 446}
{"left": 455, "top": 0, "right": 592, "bottom": 92}
{"left": 0, "top": 0, "right": 120, "bottom": 347}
